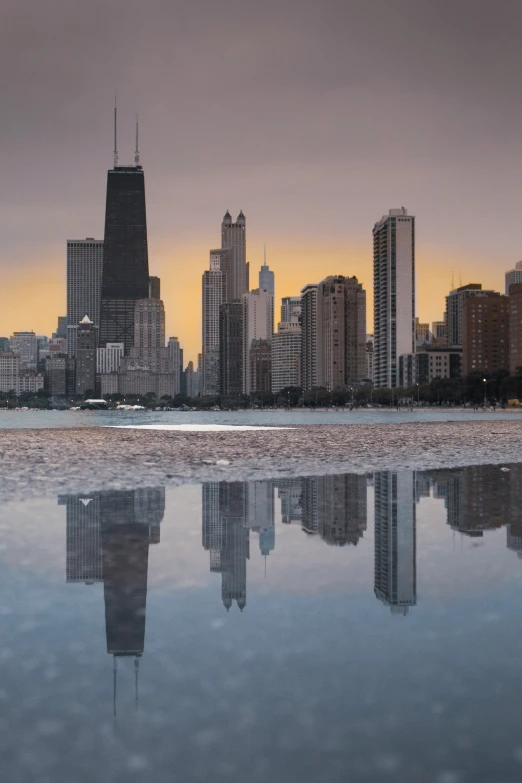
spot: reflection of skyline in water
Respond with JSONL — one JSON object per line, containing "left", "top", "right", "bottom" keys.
{"left": 58, "top": 465, "right": 522, "bottom": 676}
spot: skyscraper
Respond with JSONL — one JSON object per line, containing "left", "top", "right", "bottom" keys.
{"left": 444, "top": 284, "right": 493, "bottom": 347}
{"left": 259, "top": 257, "right": 275, "bottom": 296}
{"left": 219, "top": 301, "right": 243, "bottom": 398}
{"left": 75, "top": 315, "right": 97, "bottom": 396}
{"left": 509, "top": 284, "right": 522, "bottom": 374}
{"left": 300, "top": 283, "right": 318, "bottom": 392}
{"left": 66, "top": 238, "right": 104, "bottom": 356}
{"left": 10, "top": 331, "right": 38, "bottom": 371}
{"left": 99, "top": 133, "right": 149, "bottom": 354}
{"left": 316, "top": 275, "right": 367, "bottom": 390}
{"left": 281, "top": 296, "right": 302, "bottom": 324}
{"left": 202, "top": 252, "right": 227, "bottom": 396}
{"left": 221, "top": 211, "right": 248, "bottom": 300}
{"left": 148, "top": 276, "right": 160, "bottom": 300}
{"left": 373, "top": 208, "right": 415, "bottom": 388}
{"left": 506, "top": 261, "right": 522, "bottom": 296}
{"left": 242, "top": 288, "right": 274, "bottom": 394}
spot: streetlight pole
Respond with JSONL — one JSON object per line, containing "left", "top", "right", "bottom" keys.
{"left": 483, "top": 378, "right": 487, "bottom": 406}
{"left": 416, "top": 383, "right": 419, "bottom": 407}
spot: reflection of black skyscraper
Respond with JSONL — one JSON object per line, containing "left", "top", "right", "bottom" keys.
{"left": 99, "top": 113, "right": 149, "bottom": 353}
{"left": 300, "top": 474, "right": 367, "bottom": 546}
{"left": 62, "top": 487, "right": 164, "bottom": 659}
{"left": 374, "top": 472, "right": 416, "bottom": 615}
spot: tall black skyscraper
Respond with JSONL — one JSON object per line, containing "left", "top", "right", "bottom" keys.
{"left": 99, "top": 112, "right": 149, "bottom": 353}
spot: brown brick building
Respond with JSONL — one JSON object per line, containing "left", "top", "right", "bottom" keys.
{"left": 509, "top": 283, "right": 522, "bottom": 374}
{"left": 462, "top": 292, "right": 509, "bottom": 376}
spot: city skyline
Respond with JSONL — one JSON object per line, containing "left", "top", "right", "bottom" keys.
{"left": 4, "top": 1, "right": 522, "bottom": 361}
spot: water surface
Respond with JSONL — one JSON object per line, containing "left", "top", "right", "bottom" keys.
{"left": 1, "top": 464, "right": 522, "bottom": 781}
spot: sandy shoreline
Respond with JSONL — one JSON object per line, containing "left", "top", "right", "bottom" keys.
{"left": 1, "top": 420, "right": 522, "bottom": 501}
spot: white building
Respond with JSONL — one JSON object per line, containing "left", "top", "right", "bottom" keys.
{"left": 0, "top": 351, "right": 20, "bottom": 393}
{"left": 373, "top": 208, "right": 415, "bottom": 388}
{"left": 97, "top": 343, "right": 124, "bottom": 374}
{"left": 271, "top": 322, "right": 301, "bottom": 393}
{"left": 66, "top": 238, "right": 104, "bottom": 356}
{"left": 202, "top": 253, "right": 226, "bottom": 396}
{"left": 10, "top": 331, "right": 38, "bottom": 371}
{"left": 506, "top": 260, "right": 522, "bottom": 295}
{"left": 18, "top": 369, "right": 44, "bottom": 394}
{"left": 242, "top": 288, "right": 274, "bottom": 395}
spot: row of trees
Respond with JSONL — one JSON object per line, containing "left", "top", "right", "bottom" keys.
{"left": 2, "top": 370, "right": 521, "bottom": 410}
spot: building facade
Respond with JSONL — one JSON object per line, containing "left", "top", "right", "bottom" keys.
{"left": 271, "top": 322, "right": 301, "bottom": 393}
{"left": 399, "top": 347, "right": 462, "bottom": 387}
{"left": 259, "top": 262, "right": 275, "bottom": 296}
{"left": 167, "top": 337, "right": 182, "bottom": 396}
{"left": 462, "top": 292, "right": 510, "bottom": 376}
{"left": 10, "top": 331, "right": 38, "bottom": 371}
{"left": 242, "top": 289, "right": 274, "bottom": 395}
{"left": 300, "top": 283, "right": 318, "bottom": 392}
{"left": 373, "top": 208, "right": 415, "bottom": 388}
{"left": 506, "top": 261, "right": 522, "bottom": 296}
{"left": 97, "top": 343, "right": 124, "bottom": 374}
{"left": 66, "top": 238, "right": 104, "bottom": 356}
{"left": 202, "top": 252, "right": 227, "bottom": 396}
{"left": 316, "top": 275, "right": 367, "bottom": 390}
{"left": 444, "top": 284, "right": 493, "bottom": 347}
{"left": 281, "top": 296, "right": 302, "bottom": 324}
{"left": 148, "top": 276, "right": 161, "bottom": 300}
{"left": 99, "top": 165, "right": 150, "bottom": 354}
{"left": 221, "top": 211, "right": 248, "bottom": 301}
{"left": 0, "top": 351, "right": 20, "bottom": 393}
{"left": 76, "top": 316, "right": 97, "bottom": 396}
{"left": 509, "top": 283, "right": 522, "bottom": 374}
{"left": 249, "top": 340, "right": 272, "bottom": 393}
{"left": 219, "top": 301, "right": 243, "bottom": 399}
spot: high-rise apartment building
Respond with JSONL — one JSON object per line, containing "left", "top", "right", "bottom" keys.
{"left": 506, "top": 261, "right": 522, "bottom": 296}
{"left": 445, "top": 284, "right": 493, "bottom": 347}
{"left": 373, "top": 208, "right": 415, "bottom": 388}
{"left": 281, "top": 296, "right": 302, "bottom": 324}
{"left": 66, "top": 238, "right": 104, "bottom": 356}
{"left": 221, "top": 211, "right": 248, "bottom": 300}
{"left": 462, "top": 292, "right": 509, "bottom": 375}
{"left": 0, "top": 351, "right": 20, "bottom": 393}
{"left": 316, "top": 275, "right": 367, "bottom": 390}
{"left": 99, "top": 163, "right": 150, "bottom": 354}
{"left": 509, "top": 284, "right": 522, "bottom": 374}
{"left": 432, "top": 320, "right": 446, "bottom": 341}
{"left": 415, "top": 318, "right": 430, "bottom": 348}
{"left": 10, "top": 331, "right": 38, "bottom": 371}
{"left": 271, "top": 322, "right": 301, "bottom": 393}
{"left": 374, "top": 471, "right": 416, "bottom": 615}
{"left": 366, "top": 335, "right": 374, "bottom": 383}
{"left": 132, "top": 299, "right": 166, "bottom": 372}
{"left": 242, "top": 289, "right": 274, "bottom": 395}
{"left": 202, "top": 252, "right": 227, "bottom": 396}
{"left": 219, "top": 301, "right": 243, "bottom": 398}
{"left": 76, "top": 316, "right": 97, "bottom": 396}
{"left": 300, "top": 283, "right": 318, "bottom": 392}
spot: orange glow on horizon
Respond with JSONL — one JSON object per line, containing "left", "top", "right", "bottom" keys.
{"left": 0, "top": 242, "right": 506, "bottom": 363}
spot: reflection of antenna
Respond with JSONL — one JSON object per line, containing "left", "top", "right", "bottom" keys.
{"left": 264, "top": 555, "right": 267, "bottom": 578}
{"left": 113, "top": 95, "right": 119, "bottom": 168}
{"left": 134, "top": 657, "right": 140, "bottom": 711}
{"left": 113, "top": 656, "right": 118, "bottom": 719}
{"left": 134, "top": 114, "right": 140, "bottom": 166}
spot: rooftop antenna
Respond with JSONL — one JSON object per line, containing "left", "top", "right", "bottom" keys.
{"left": 134, "top": 114, "right": 140, "bottom": 166}
{"left": 113, "top": 95, "right": 119, "bottom": 168}
{"left": 451, "top": 271, "right": 455, "bottom": 290}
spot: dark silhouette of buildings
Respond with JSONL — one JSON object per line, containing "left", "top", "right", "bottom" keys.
{"left": 99, "top": 165, "right": 150, "bottom": 353}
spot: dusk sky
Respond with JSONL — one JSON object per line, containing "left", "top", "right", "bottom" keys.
{"left": 3, "top": 0, "right": 522, "bottom": 361}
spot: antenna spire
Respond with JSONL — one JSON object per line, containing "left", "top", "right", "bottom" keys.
{"left": 134, "top": 114, "right": 140, "bottom": 166}
{"left": 113, "top": 656, "right": 118, "bottom": 719}
{"left": 113, "top": 95, "right": 119, "bottom": 168}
